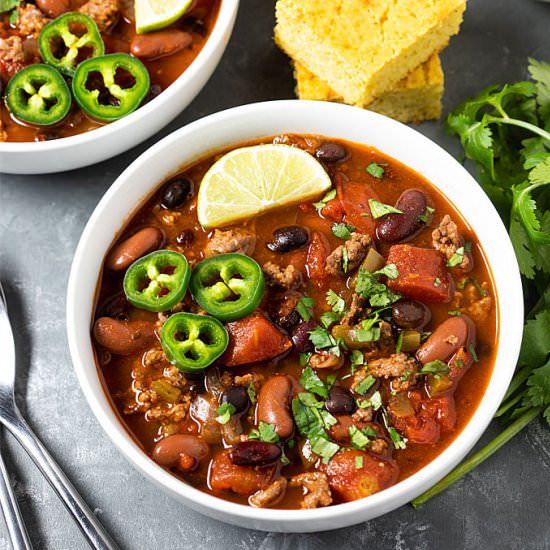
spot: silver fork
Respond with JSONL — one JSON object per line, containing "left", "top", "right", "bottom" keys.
{"left": 0, "top": 281, "right": 119, "bottom": 550}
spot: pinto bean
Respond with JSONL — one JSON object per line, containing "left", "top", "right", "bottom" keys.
{"left": 416, "top": 315, "right": 476, "bottom": 365}
{"left": 152, "top": 435, "right": 209, "bottom": 469}
{"left": 256, "top": 375, "right": 294, "bottom": 438}
{"left": 93, "top": 317, "right": 155, "bottom": 355}
{"left": 376, "top": 189, "right": 430, "bottom": 243}
{"left": 130, "top": 30, "right": 192, "bottom": 60}
{"left": 105, "top": 226, "right": 163, "bottom": 271}
{"left": 36, "top": 0, "right": 70, "bottom": 17}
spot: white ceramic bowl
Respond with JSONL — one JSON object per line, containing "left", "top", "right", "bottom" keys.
{"left": 67, "top": 100, "right": 523, "bottom": 532}
{"left": 0, "top": 1, "right": 239, "bottom": 175}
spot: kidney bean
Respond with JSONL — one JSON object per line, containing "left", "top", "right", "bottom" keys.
{"left": 416, "top": 315, "right": 476, "bottom": 365}
{"left": 257, "top": 375, "right": 294, "bottom": 438}
{"left": 160, "top": 178, "right": 193, "bottom": 210}
{"left": 266, "top": 226, "right": 309, "bottom": 253}
{"left": 391, "top": 299, "right": 431, "bottom": 329}
{"left": 130, "top": 30, "right": 193, "bottom": 60}
{"left": 290, "top": 321, "right": 317, "bottom": 353}
{"left": 325, "top": 386, "right": 356, "bottom": 415}
{"left": 376, "top": 189, "right": 430, "bottom": 243}
{"left": 93, "top": 317, "right": 155, "bottom": 355}
{"left": 105, "top": 226, "right": 163, "bottom": 271}
{"left": 314, "top": 142, "right": 348, "bottom": 163}
{"left": 221, "top": 386, "right": 250, "bottom": 414}
{"left": 36, "top": 0, "right": 70, "bottom": 17}
{"left": 229, "top": 441, "right": 281, "bottom": 466}
{"left": 152, "top": 434, "right": 209, "bottom": 469}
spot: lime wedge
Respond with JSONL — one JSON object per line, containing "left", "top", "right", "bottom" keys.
{"left": 135, "top": 0, "right": 193, "bottom": 34}
{"left": 197, "top": 144, "right": 332, "bottom": 228}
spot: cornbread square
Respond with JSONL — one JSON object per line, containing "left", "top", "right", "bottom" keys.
{"left": 294, "top": 54, "right": 444, "bottom": 123}
{"left": 275, "top": 0, "right": 465, "bottom": 106}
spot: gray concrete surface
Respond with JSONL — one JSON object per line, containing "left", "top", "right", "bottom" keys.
{"left": 1, "top": 0, "right": 550, "bottom": 548}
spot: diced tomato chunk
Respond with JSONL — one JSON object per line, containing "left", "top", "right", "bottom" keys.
{"left": 209, "top": 450, "right": 277, "bottom": 495}
{"left": 305, "top": 231, "right": 331, "bottom": 287}
{"left": 421, "top": 396, "right": 457, "bottom": 433}
{"left": 222, "top": 312, "right": 292, "bottom": 366}
{"left": 322, "top": 449, "right": 398, "bottom": 502}
{"left": 337, "top": 181, "right": 379, "bottom": 236}
{"left": 387, "top": 244, "right": 454, "bottom": 303}
{"left": 321, "top": 199, "right": 344, "bottom": 222}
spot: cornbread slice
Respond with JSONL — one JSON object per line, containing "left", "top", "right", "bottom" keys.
{"left": 275, "top": 0, "right": 466, "bottom": 106}
{"left": 294, "top": 54, "right": 444, "bottom": 123}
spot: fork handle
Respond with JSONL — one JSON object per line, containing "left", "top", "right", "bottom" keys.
{"left": 3, "top": 411, "right": 119, "bottom": 550}
{"left": 0, "top": 443, "right": 33, "bottom": 550}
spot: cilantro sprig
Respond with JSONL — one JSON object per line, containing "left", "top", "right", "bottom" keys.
{"left": 412, "top": 58, "right": 550, "bottom": 508}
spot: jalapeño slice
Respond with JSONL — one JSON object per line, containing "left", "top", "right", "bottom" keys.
{"left": 72, "top": 53, "right": 150, "bottom": 122}
{"left": 160, "top": 313, "right": 229, "bottom": 372}
{"left": 5, "top": 64, "right": 71, "bottom": 126}
{"left": 123, "top": 250, "right": 190, "bottom": 312}
{"left": 189, "top": 253, "right": 265, "bottom": 322}
{"left": 39, "top": 12, "right": 105, "bottom": 77}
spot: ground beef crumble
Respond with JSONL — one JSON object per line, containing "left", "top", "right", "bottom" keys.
{"left": 78, "top": 0, "right": 119, "bottom": 32}
{"left": 204, "top": 228, "right": 256, "bottom": 257}
{"left": 263, "top": 262, "right": 303, "bottom": 290}
{"left": 289, "top": 472, "right": 332, "bottom": 509}
{"left": 326, "top": 232, "right": 372, "bottom": 276}
{"left": 432, "top": 215, "right": 471, "bottom": 270}
{"left": 16, "top": 3, "right": 49, "bottom": 38}
{"left": 340, "top": 293, "right": 367, "bottom": 325}
{"left": 0, "top": 36, "right": 26, "bottom": 80}
{"left": 249, "top": 478, "right": 288, "bottom": 508}
{"left": 368, "top": 353, "right": 417, "bottom": 381}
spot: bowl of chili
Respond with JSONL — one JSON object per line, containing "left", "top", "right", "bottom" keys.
{"left": 67, "top": 100, "right": 523, "bottom": 531}
{"left": 0, "top": 0, "right": 238, "bottom": 174}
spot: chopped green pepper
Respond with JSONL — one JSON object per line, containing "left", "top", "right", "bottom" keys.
{"left": 39, "top": 13, "right": 104, "bottom": 77}
{"left": 189, "top": 253, "right": 265, "bottom": 321}
{"left": 123, "top": 250, "right": 190, "bottom": 312}
{"left": 72, "top": 53, "right": 150, "bottom": 122}
{"left": 5, "top": 64, "right": 71, "bottom": 126}
{"left": 161, "top": 313, "right": 229, "bottom": 372}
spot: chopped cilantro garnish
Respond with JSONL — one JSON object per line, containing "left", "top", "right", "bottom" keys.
{"left": 388, "top": 426, "right": 407, "bottom": 450}
{"left": 354, "top": 455, "right": 364, "bottom": 469}
{"left": 299, "top": 352, "right": 312, "bottom": 366}
{"left": 327, "top": 374, "right": 337, "bottom": 389}
{"left": 401, "top": 370, "right": 411, "bottom": 381}
{"left": 368, "top": 391, "right": 383, "bottom": 410}
{"left": 395, "top": 331, "right": 404, "bottom": 354}
{"left": 350, "top": 350, "right": 365, "bottom": 368}
{"left": 246, "top": 384, "right": 257, "bottom": 404}
{"left": 448, "top": 310, "right": 463, "bottom": 316}
{"left": 296, "top": 295, "right": 314, "bottom": 322}
{"left": 349, "top": 426, "right": 371, "bottom": 449}
{"left": 355, "top": 267, "right": 401, "bottom": 307}
{"left": 469, "top": 342, "right": 479, "bottom": 362}
{"left": 313, "top": 188, "right": 336, "bottom": 210}
{"left": 308, "top": 326, "right": 341, "bottom": 356}
{"left": 447, "top": 246, "right": 465, "bottom": 268}
{"left": 300, "top": 366, "right": 329, "bottom": 399}
{"left": 332, "top": 222, "right": 355, "bottom": 239}
{"left": 455, "top": 359, "right": 465, "bottom": 369}
{"left": 248, "top": 421, "right": 280, "bottom": 443}
{"left": 354, "top": 374, "right": 376, "bottom": 396}
{"left": 458, "top": 277, "right": 488, "bottom": 297}
{"left": 368, "top": 199, "right": 403, "bottom": 219}
{"left": 342, "top": 246, "right": 349, "bottom": 273}
{"left": 320, "top": 311, "right": 341, "bottom": 328}
{"left": 418, "top": 205, "right": 435, "bottom": 223}
{"left": 326, "top": 289, "right": 346, "bottom": 313}
{"left": 420, "top": 360, "right": 450, "bottom": 375}
{"left": 366, "top": 162, "right": 386, "bottom": 179}
{"left": 215, "top": 402, "right": 236, "bottom": 425}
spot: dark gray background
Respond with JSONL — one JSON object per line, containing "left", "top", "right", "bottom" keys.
{"left": 1, "top": 0, "right": 550, "bottom": 548}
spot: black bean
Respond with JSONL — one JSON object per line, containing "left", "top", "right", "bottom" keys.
{"left": 376, "top": 189, "right": 430, "bottom": 243}
{"left": 314, "top": 142, "right": 348, "bottom": 163}
{"left": 176, "top": 229, "right": 195, "bottom": 248}
{"left": 160, "top": 178, "right": 193, "bottom": 210}
{"left": 325, "top": 386, "right": 356, "bottom": 415}
{"left": 229, "top": 441, "right": 281, "bottom": 466}
{"left": 221, "top": 386, "right": 250, "bottom": 414}
{"left": 266, "top": 226, "right": 309, "bottom": 253}
{"left": 98, "top": 293, "right": 130, "bottom": 320}
{"left": 290, "top": 321, "right": 317, "bottom": 353}
{"left": 392, "top": 300, "right": 431, "bottom": 329}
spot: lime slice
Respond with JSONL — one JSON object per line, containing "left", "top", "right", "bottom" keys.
{"left": 197, "top": 144, "right": 332, "bottom": 228}
{"left": 135, "top": 0, "right": 193, "bottom": 34}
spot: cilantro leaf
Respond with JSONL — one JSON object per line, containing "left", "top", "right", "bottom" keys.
{"left": 420, "top": 360, "right": 450, "bottom": 375}
{"left": 332, "top": 222, "right": 355, "bottom": 239}
{"left": 523, "top": 358, "right": 550, "bottom": 409}
{"left": 248, "top": 421, "right": 280, "bottom": 443}
{"left": 326, "top": 289, "right": 345, "bottom": 313}
{"left": 368, "top": 199, "right": 403, "bottom": 219}
{"left": 313, "top": 188, "right": 336, "bottom": 210}
{"left": 366, "top": 162, "right": 385, "bottom": 179}
{"left": 215, "top": 402, "right": 236, "bottom": 425}
{"left": 528, "top": 57, "right": 550, "bottom": 121}
{"left": 519, "top": 309, "right": 550, "bottom": 367}
{"left": 355, "top": 267, "right": 401, "bottom": 306}
{"left": 0, "top": 0, "right": 20, "bottom": 13}
{"left": 299, "top": 366, "right": 329, "bottom": 399}
{"left": 354, "top": 374, "right": 376, "bottom": 395}
{"left": 296, "top": 295, "right": 314, "bottom": 321}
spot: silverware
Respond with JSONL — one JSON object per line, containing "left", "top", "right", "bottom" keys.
{"left": 0, "top": 431, "right": 32, "bottom": 550}
{"left": 0, "top": 281, "right": 119, "bottom": 550}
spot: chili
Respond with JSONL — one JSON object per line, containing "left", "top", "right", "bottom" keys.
{"left": 160, "top": 312, "right": 229, "bottom": 372}
{"left": 39, "top": 12, "right": 104, "bottom": 77}
{"left": 5, "top": 64, "right": 71, "bottom": 126}
{"left": 123, "top": 250, "right": 189, "bottom": 312}
{"left": 189, "top": 253, "right": 265, "bottom": 321}
{"left": 72, "top": 53, "right": 150, "bottom": 122}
